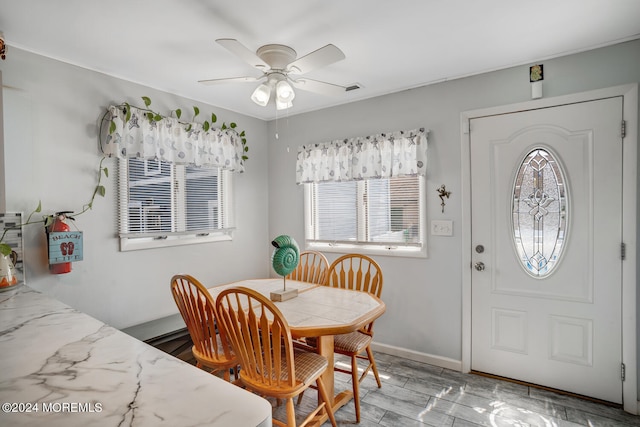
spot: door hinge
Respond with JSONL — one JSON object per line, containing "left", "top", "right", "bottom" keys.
{"left": 621, "top": 363, "right": 626, "bottom": 381}
{"left": 621, "top": 242, "right": 626, "bottom": 260}
{"left": 621, "top": 120, "right": 626, "bottom": 139}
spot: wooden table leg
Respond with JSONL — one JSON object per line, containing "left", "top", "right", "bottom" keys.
{"left": 315, "top": 335, "right": 335, "bottom": 403}
{"left": 311, "top": 335, "right": 354, "bottom": 427}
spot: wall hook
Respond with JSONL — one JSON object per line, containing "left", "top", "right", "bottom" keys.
{"left": 437, "top": 184, "right": 451, "bottom": 213}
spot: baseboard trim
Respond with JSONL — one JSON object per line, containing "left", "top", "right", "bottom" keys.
{"left": 371, "top": 342, "right": 462, "bottom": 372}
{"left": 144, "top": 327, "right": 189, "bottom": 346}
{"left": 121, "top": 313, "right": 185, "bottom": 342}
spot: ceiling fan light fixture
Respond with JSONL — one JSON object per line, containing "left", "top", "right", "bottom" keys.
{"left": 276, "top": 80, "right": 295, "bottom": 103}
{"left": 207, "top": 39, "right": 346, "bottom": 111}
{"left": 276, "top": 99, "right": 293, "bottom": 110}
{"left": 251, "top": 83, "right": 271, "bottom": 106}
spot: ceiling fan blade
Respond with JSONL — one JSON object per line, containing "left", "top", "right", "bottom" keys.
{"left": 198, "top": 76, "right": 262, "bottom": 85}
{"left": 287, "top": 44, "right": 345, "bottom": 75}
{"left": 290, "top": 78, "right": 346, "bottom": 96}
{"left": 215, "top": 38, "right": 269, "bottom": 69}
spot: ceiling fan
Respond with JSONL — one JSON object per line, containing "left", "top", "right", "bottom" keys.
{"left": 198, "top": 39, "right": 347, "bottom": 110}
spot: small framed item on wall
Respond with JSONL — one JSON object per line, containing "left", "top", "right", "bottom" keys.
{"left": 0, "top": 212, "right": 26, "bottom": 287}
{"left": 46, "top": 212, "right": 83, "bottom": 274}
{"left": 48, "top": 231, "right": 83, "bottom": 264}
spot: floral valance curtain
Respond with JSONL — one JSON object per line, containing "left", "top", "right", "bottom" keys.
{"left": 296, "top": 128, "right": 428, "bottom": 184}
{"left": 102, "top": 105, "right": 245, "bottom": 172}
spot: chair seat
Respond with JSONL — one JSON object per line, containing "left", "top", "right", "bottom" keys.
{"left": 334, "top": 330, "right": 372, "bottom": 354}
{"left": 289, "top": 349, "right": 328, "bottom": 385}
{"left": 304, "top": 330, "right": 372, "bottom": 354}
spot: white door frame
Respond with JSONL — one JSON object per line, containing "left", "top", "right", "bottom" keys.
{"left": 460, "top": 84, "right": 638, "bottom": 413}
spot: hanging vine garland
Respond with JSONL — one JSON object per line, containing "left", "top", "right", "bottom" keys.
{"left": 100, "top": 96, "right": 249, "bottom": 166}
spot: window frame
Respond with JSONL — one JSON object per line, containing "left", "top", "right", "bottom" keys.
{"left": 303, "top": 175, "right": 427, "bottom": 258}
{"left": 117, "top": 158, "right": 235, "bottom": 252}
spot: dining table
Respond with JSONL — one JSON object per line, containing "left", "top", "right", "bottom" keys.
{"left": 207, "top": 277, "right": 386, "bottom": 422}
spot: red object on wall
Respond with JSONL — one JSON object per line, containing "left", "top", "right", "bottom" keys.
{"left": 49, "top": 213, "right": 72, "bottom": 274}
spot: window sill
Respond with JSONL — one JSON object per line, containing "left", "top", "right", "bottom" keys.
{"left": 119, "top": 231, "right": 233, "bottom": 252}
{"left": 306, "top": 241, "right": 427, "bottom": 259}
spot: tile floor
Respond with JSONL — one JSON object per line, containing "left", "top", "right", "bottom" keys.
{"left": 151, "top": 334, "right": 640, "bottom": 426}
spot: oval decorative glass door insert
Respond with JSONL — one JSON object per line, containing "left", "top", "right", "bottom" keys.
{"left": 512, "top": 148, "right": 568, "bottom": 277}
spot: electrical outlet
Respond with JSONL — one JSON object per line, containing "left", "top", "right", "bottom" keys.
{"left": 431, "top": 220, "right": 453, "bottom": 236}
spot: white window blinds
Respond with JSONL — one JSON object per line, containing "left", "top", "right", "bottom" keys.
{"left": 307, "top": 175, "right": 424, "bottom": 252}
{"left": 118, "top": 158, "right": 233, "bottom": 242}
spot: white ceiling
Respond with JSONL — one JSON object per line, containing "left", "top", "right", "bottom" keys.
{"left": 1, "top": 0, "right": 639, "bottom": 121}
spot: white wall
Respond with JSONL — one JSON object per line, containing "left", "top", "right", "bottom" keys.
{"left": 2, "top": 39, "right": 639, "bottom": 371}
{"left": 0, "top": 48, "right": 270, "bottom": 330}
{"left": 267, "top": 39, "right": 640, "bottom": 365}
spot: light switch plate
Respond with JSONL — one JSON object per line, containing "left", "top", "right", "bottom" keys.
{"left": 431, "top": 220, "right": 453, "bottom": 236}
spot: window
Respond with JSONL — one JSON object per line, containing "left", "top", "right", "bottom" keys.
{"left": 118, "top": 158, "right": 234, "bottom": 251}
{"left": 304, "top": 175, "right": 426, "bottom": 257}
{"left": 512, "top": 148, "right": 567, "bottom": 277}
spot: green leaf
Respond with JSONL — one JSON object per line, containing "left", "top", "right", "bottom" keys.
{"left": 142, "top": 96, "right": 151, "bottom": 107}
{"left": 211, "top": 113, "right": 217, "bottom": 123}
{"left": 230, "top": 122, "right": 237, "bottom": 128}
{"left": 176, "top": 109, "right": 182, "bottom": 119}
{"left": 103, "top": 167, "right": 109, "bottom": 178}
{"left": 125, "top": 103, "right": 131, "bottom": 123}
{"left": 244, "top": 146, "right": 249, "bottom": 152}
{"left": 242, "top": 138, "right": 247, "bottom": 144}
{"left": 154, "top": 114, "right": 162, "bottom": 121}
{"left": 203, "top": 121, "right": 210, "bottom": 132}
{"left": 146, "top": 112, "right": 154, "bottom": 121}
{"left": 240, "top": 131, "right": 246, "bottom": 137}
{"left": 221, "top": 123, "right": 227, "bottom": 130}
{"left": 193, "top": 106, "right": 200, "bottom": 118}
{"left": 44, "top": 216, "right": 54, "bottom": 228}
{"left": 186, "top": 124, "right": 192, "bottom": 132}
{"left": 97, "top": 185, "right": 106, "bottom": 197}
{"left": 242, "top": 155, "right": 248, "bottom": 161}
{"left": 35, "top": 201, "right": 42, "bottom": 213}
{"left": 0, "top": 243, "right": 11, "bottom": 257}
{"left": 109, "top": 121, "right": 116, "bottom": 134}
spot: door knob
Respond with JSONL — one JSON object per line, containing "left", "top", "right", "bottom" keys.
{"left": 474, "top": 261, "right": 485, "bottom": 271}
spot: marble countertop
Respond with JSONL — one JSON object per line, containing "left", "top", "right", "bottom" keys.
{"left": 0, "top": 285, "right": 272, "bottom": 427}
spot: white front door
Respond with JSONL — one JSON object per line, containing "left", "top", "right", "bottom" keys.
{"left": 470, "top": 97, "right": 623, "bottom": 403}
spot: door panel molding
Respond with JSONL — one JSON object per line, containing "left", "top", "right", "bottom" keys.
{"left": 549, "top": 315, "right": 593, "bottom": 367}
{"left": 461, "top": 84, "right": 638, "bottom": 413}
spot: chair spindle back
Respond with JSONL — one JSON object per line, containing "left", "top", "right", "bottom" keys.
{"left": 215, "top": 286, "right": 298, "bottom": 392}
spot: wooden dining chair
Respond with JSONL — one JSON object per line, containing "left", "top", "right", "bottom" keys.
{"left": 170, "top": 274, "right": 238, "bottom": 381}
{"left": 215, "top": 286, "right": 337, "bottom": 427}
{"left": 325, "top": 253, "right": 384, "bottom": 423}
{"left": 287, "top": 250, "right": 329, "bottom": 285}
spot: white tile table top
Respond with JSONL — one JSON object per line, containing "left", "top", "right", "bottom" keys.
{"left": 0, "top": 285, "right": 272, "bottom": 427}
{"left": 208, "top": 278, "right": 385, "bottom": 337}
